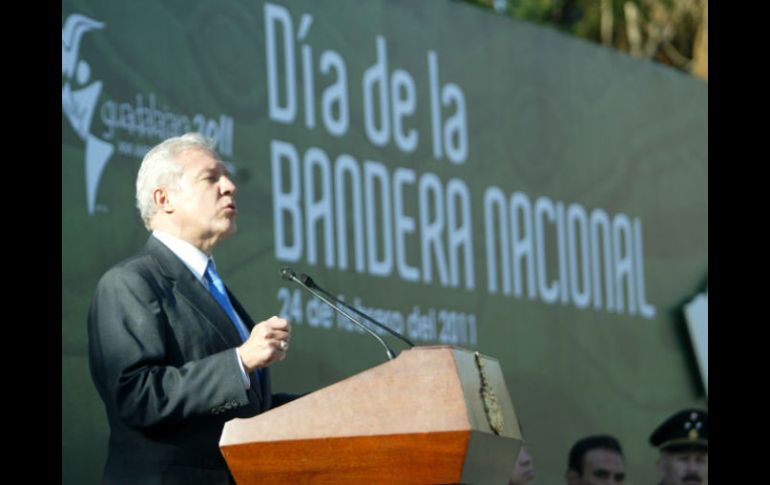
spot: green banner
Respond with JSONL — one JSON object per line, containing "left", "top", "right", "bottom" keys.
{"left": 62, "top": 1, "right": 707, "bottom": 483}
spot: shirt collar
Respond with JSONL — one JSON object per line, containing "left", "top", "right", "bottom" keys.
{"left": 152, "top": 230, "right": 211, "bottom": 283}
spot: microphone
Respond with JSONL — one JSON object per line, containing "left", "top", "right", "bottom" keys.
{"left": 280, "top": 267, "right": 397, "bottom": 360}
{"left": 297, "top": 272, "right": 415, "bottom": 348}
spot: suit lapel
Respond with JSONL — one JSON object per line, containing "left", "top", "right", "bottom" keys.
{"left": 144, "top": 236, "right": 243, "bottom": 347}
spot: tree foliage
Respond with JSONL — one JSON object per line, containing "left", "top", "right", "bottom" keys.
{"left": 466, "top": 0, "right": 707, "bottom": 80}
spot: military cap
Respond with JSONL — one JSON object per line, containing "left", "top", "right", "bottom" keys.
{"left": 649, "top": 409, "right": 707, "bottom": 452}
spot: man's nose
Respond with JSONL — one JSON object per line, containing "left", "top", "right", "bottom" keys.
{"left": 221, "top": 174, "right": 237, "bottom": 194}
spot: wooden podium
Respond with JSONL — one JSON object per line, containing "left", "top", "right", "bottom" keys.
{"left": 220, "top": 345, "right": 523, "bottom": 484}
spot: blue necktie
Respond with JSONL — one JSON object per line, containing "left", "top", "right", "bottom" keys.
{"left": 204, "top": 259, "right": 261, "bottom": 386}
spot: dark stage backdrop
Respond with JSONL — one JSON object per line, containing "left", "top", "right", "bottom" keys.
{"left": 62, "top": 1, "right": 707, "bottom": 483}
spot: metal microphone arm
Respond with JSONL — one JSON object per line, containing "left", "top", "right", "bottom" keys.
{"left": 281, "top": 268, "right": 396, "bottom": 360}
{"left": 299, "top": 274, "right": 415, "bottom": 348}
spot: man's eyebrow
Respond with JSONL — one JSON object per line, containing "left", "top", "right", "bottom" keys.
{"left": 193, "top": 169, "right": 213, "bottom": 178}
{"left": 194, "top": 166, "right": 222, "bottom": 178}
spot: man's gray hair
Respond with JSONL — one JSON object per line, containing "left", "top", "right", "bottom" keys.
{"left": 135, "top": 132, "right": 217, "bottom": 230}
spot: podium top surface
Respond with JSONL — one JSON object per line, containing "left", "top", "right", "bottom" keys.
{"left": 220, "top": 345, "right": 521, "bottom": 447}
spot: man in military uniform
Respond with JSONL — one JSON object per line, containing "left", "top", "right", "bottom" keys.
{"left": 649, "top": 409, "right": 708, "bottom": 485}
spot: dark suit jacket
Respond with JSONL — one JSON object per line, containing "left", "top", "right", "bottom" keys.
{"left": 88, "top": 236, "right": 294, "bottom": 485}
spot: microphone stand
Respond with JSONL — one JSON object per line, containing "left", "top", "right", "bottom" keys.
{"left": 298, "top": 273, "right": 415, "bottom": 348}
{"left": 281, "top": 268, "right": 396, "bottom": 361}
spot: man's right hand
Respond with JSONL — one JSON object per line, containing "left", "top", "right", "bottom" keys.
{"left": 238, "top": 316, "right": 291, "bottom": 372}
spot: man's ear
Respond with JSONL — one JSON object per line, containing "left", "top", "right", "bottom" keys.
{"left": 566, "top": 469, "right": 580, "bottom": 485}
{"left": 152, "top": 188, "right": 174, "bottom": 213}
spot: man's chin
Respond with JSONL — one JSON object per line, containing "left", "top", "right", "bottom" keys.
{"left": 223, "top": 220, "right": 238, "bottom": 235}
{"left": 213, "top": 222, "right": 237, "bottom": 241}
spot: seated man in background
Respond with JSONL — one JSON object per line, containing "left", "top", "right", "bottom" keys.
{"left": 566, "top": 434, "right": 626, "bottom": 485}
{"left": 509, "top": 443, "right": 536, "bottom": 485}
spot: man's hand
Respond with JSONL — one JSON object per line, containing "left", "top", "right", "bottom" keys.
{"left": 238, "top": 316, "right": 291, "bottom": 372}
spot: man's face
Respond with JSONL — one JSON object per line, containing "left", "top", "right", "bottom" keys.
{"left": 167, "top": 148, "right": 238, "bottom": 250}
{"left": 657, "top": 451, "right": 708, "bottom": 485}
{"left": 571, "top": 448, "right": 625, "bottom": 485}
{"left": 509, "top": 445, "right": 535, "bottom": 485}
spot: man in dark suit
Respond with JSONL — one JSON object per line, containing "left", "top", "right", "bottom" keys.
{"left": 88, "top": 132, "right": 294, "bottom": 485}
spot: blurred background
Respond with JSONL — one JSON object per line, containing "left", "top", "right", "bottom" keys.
{"left": 468, "top": 0, "right": 707, "bottom": 79}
